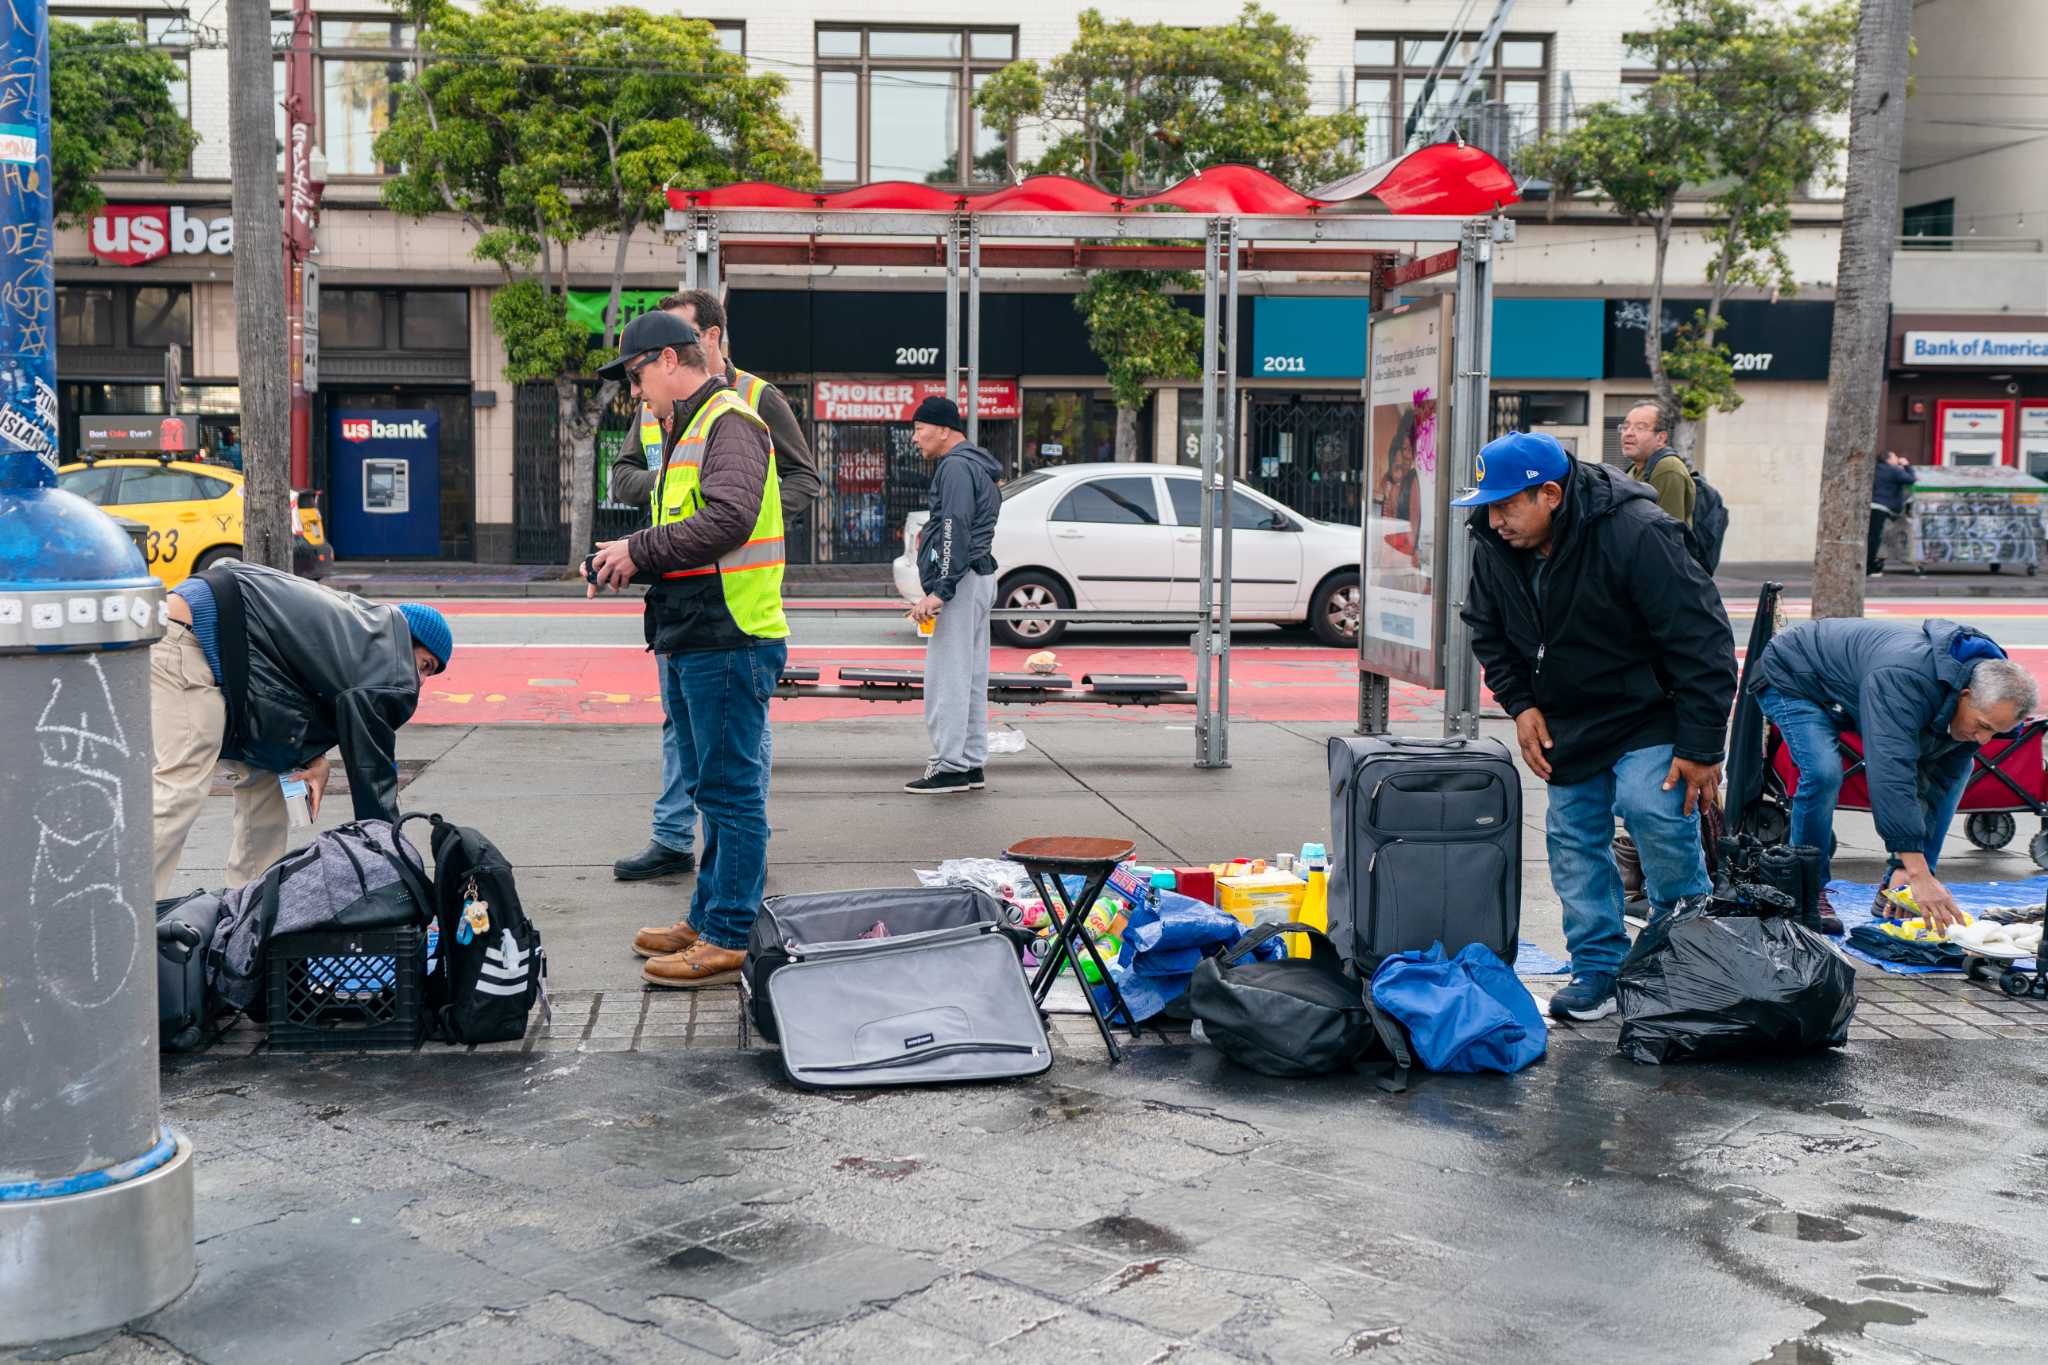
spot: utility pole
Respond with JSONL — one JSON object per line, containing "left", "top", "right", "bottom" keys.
{"left": 227, "top": 0, "right": 293, "bottom": 569}
{"left": 284, "top": 0, "right": 323, "bottom": 490}
{"left": 1810, "top": 0, "right": 1913, "bottom": 620}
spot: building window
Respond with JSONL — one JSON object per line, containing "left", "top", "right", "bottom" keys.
{"left": 1021, "top": 389, "right": 1145, "bottom": 472}
{"left": 318, "top": 18, "right": 413, "bottom": 176}
{"left": 321, "top": 288, "right": 387, "bottom": 349}
{"left": 709, "top": 21, "right": 744, "bottom": 55}
{"left": 58, "top": 287, "right": 116, "bottom": 348}
{"left": 400, "top": 291, "right": 469, "bottom": 350}
{"left": 129, "top": 286, "right": 193, "bottom": 348}
{"left": 321, "top": 289, "right": 470, "bottom": 350}
{"left": 1902, "top": 198, "right": 1956, "bottom": 251}
{"left": 1353, "top": 32, "right": 1548, "bottom": 163}
{"left": 814, "top": 25, "right": 1015, "bottom": 186}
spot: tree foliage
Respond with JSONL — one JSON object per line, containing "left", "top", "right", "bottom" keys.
{"left": 49, "top": 20, "right": 200, "bottom": 224}
{"left": 977, "top": 5, "right": 1362, "bottom": 458}
{"left": 1520, "top": 0, "right": 1854, "bottom": 446}
{"left": 379, "top": 0, "right": 815, "bottom": 565}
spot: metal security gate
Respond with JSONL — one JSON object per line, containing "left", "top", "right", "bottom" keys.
{"left": 512, "top": 382, "right": 566, "bottom": 564}
{"left": 815, "top": 421, "right": 928, "bottom": 564}
{"left": 1246, "top": 397, "right": 1365, "bottom": 525}
{"left": 1490, "top": 391, "right": 1524, "bottom": 440}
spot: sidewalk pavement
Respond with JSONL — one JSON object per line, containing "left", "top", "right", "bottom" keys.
{"left": 29, "top": 715, "right": 2046, "bottom": 1364}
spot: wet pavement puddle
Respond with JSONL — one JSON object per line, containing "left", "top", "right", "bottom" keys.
{"left": 1749, "top": 1211, "right": 1863, "bottom": 1243}
{"left": 1856, "top": 1275, "right": 2000, "bottom": 1297}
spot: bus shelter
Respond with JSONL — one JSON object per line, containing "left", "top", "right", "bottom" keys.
{"left": 664, "top": 148, "right": 1517, "bottom": 766}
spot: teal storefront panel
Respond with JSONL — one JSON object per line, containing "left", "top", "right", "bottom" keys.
{"left": 1251, "top": 296, "right": 1371, "bottom": 379}
{"left": 1493, "top": 298, "right": 1604, "bottom": 380}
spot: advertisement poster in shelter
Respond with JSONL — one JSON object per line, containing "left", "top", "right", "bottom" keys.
{"left": 1362, "top": 297, "right": 1452, "bottom": 687}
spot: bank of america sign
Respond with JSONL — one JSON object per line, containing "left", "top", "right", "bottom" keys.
{"left": 1904, "top": 330, "right": 2048, "bottom": 366}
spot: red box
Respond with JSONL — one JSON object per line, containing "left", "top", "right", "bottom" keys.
{"left": 1173, "top": 867, "right": 1217, "bottom": 904}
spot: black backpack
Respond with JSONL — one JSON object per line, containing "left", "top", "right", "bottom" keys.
{"left": 1653, "top": 452, "right": 1729, "bottom": 572}
{"left": 1188, "top": 922, "right": 1414, "bottom": 1086}
{"left": 404, "top": 814, "right": 546, "bottom": 1043}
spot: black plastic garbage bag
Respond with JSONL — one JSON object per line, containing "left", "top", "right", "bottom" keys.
{"left": 1616, "top": 886, "right": 1855, "bottom": 1064}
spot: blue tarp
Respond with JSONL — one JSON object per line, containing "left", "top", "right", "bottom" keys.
{"left": 1829, "top": 877, "right": 2041, "bottom": 975}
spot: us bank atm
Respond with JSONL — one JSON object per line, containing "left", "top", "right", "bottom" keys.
{"left": 327, "top": 409, "right": 441, "bottom": 557}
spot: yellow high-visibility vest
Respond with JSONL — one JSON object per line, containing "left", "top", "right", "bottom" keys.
{"left": 649, "top": 387, "right": 786, "bottom": 640}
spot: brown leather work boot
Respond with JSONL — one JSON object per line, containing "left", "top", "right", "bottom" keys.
{"left": 633, "top": 921, "right": 699, "bottom": 959}
{"left": 643, "top": 941, "right": 745, "bottom": 989}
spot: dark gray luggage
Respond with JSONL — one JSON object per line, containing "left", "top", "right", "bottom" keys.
{"left": 157, "top": 890, "right": 227, "bottom": 1052}
{"left": 768, "top": 921, "right": 1052, "bottom": 1090}
{"left": 744, "top": 886, "right": 1006, "bottom": 1042}
{"left": 1326, "top": 735, "right": 1521, "bottom": 968}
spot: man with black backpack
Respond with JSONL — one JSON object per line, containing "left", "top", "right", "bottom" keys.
{"left": 1458, "top": 431, "right": 1737, "bottom": 1024}
{"left": 1617, "top": 400, "right": 1729, "bottom": 573}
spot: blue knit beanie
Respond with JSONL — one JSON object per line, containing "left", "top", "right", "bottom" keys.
{"left": 397, "top": 603, "right": 453, "bottom": 669}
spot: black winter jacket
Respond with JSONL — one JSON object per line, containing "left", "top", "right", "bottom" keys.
{"left": 1754, "top": 617, "right": 1995, "bottom": 854}
{"left": 197, "top": 563, "right": 420, "bottom": 822}
{"left": 1872, "top": 460, "right": 1916, "bottom": 515}
{"left": 1462, "top": 458, "right": 1737, "bottom": 786}
{"left": 916, "top": 441, "right": 1001, "bottom": 600}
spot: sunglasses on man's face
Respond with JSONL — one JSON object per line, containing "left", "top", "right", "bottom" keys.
{"left": 624, "top": 349, "right": 665, "bottom": 389}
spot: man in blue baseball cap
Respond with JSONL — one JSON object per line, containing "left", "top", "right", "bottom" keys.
{"left": 1457, "top": 431, "right": 1736, "bottom": 1023}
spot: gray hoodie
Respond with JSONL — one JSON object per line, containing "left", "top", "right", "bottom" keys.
{"left": 916, "top": 440, "right": 1002, "bottom": 600}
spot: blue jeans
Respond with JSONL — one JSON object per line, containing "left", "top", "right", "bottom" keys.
{"left": 653, "top": 653, "right": 774, "bottom": 853}
{"left": 665, "top": 640, "right": 785, "bottom": 949}
{"left": 1546, "top": 743, "right": 1712, "bottom": 977}
{"left": 1755, "top": 686, "right": 1967, "bottom": 881}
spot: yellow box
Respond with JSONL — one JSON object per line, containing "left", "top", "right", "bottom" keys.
{"left": 1217, "top": 873, "right": 1306, "bottom": 929}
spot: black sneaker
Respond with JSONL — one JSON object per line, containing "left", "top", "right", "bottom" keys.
{"left": 967, "top": 767, "right": 986, "bottom": 789}
{"left": 1547, "top": 971, "right": 1619, "bottom": 1022}
{"left": 613, "top": 841, "right": 695, "bottom": 881}
{"left": 904, "top": 766, "right": 975, "bottom": 795}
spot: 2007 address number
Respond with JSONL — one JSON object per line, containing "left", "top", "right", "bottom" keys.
{"left": 895, "top": 346, "right": 938, "bottom": 365}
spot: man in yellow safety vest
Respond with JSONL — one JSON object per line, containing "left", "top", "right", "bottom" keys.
{"left": 585, "top": 311, "right": 787, "bottom": 987}
{"left": 606, "top": 291, "right": 818, "bottom": 885}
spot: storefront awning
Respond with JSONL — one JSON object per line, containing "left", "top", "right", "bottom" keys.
{"left": 668, "top": 145, "right": 1519, "bottom": 219}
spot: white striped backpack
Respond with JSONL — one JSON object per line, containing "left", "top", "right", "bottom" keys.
{"left": 402, "top": 814, "right": 546, "bottom": 1044}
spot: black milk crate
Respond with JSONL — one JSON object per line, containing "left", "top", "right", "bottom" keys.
{"left": 265, "top": 924, "right": 428, "bottom": 1051}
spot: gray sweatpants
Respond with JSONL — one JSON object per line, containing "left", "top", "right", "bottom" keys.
{"left": 925, "top": 571, "right": 994, "bottom": 773}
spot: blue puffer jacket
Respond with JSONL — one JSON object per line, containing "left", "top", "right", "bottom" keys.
{"left": 1754, "top": 618, "right": 2004, "bottom": 853}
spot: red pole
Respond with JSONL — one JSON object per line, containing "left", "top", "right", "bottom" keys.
{"left": 284, "top": 0, "right": 317, "bottom": 489}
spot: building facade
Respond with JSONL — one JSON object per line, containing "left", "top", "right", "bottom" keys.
{"left": 53, "top": 1, "right": 1846, "bottom": 566}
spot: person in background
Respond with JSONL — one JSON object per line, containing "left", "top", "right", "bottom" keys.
{"left": 1870, "top": 450, "right": 1916, "bottom": 576}
{"left": 1458, "top": 431, "right": 1736, "bottom": 1023}
{"left": 1753, "top": 617, "right": 2034, "bottom": 930}
{"left": 905, "top": 395, "right": 1002, "bottom": 795}
{"left": 604, "top": 289, "right": 819, "bottom": 884}
{"left": 151, "top": 562, "right": 449, "bottom": 897}
{"left": 1617, "top": 400, "right": 1694, "bottom": 527}
{"left": 588, "top": 311, "right": 787, "bottom": 988}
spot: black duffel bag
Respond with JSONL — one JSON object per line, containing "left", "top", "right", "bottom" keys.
{"left": 1189, "top": 921, "right": 1412, "bottom": 1080}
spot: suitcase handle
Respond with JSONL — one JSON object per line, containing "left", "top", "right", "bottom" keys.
{"left": 801, "top": 1039, "right": 1044, "bottom": 1073}
{"left": 1384, "top": 737, "right": 1468, "bottom": 750}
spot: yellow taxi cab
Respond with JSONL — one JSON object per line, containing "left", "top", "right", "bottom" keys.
{"left": 55, "top": 456, "right": 333, "bottom": 589}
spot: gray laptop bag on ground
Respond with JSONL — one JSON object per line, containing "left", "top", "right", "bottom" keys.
{"left": 745, "top": 886, "right": 1050, "bottom": 1089}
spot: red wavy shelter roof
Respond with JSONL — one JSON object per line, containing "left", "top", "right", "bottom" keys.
{"left": 669, "top": 145, "right": 1518, "bottom": 219}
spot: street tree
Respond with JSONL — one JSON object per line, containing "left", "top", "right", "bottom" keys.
{"left": 977, "top": 5, "right": 1362, "bottom": 460}
{"left": 1521, "top": 0, "right": 1855, "bottom": 460}
{"left": 49, "top": 19, "right": 200, "bottom": 223}
{"left": 225, "top": 0, "right": 292, "bottom": 569}
{"left": 1810, "top": 0, "right": 1914, "bottom": 620}
{"left": 380, "top": 0, "right": 815, "bottom": 570}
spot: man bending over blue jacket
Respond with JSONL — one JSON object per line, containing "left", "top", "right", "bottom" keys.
{"left": 1753, "top": 618, "right": 2036, "bottom": 928}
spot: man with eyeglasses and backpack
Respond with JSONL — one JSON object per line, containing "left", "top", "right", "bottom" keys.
{"left": 585, "top": 310, "right": 787, "bottom": 989}
{"left": 605, "top": 289, "right": 819, "bottom": 884}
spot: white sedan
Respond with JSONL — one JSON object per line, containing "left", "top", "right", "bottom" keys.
{"left": 893, "top": 462, "right": 1362, "bottom": 648}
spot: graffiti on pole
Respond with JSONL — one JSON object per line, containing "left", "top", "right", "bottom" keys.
{"left": 0, "top": 1, "right": 58, "bottom": 472}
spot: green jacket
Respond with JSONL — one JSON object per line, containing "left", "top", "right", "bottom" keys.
{"left": 1632, "top": 449, "right": 1695, "bottom": 527}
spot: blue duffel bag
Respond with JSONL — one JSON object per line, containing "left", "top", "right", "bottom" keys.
{"left": 1370, "top": 941, "right": 1548, "bottom": 1079}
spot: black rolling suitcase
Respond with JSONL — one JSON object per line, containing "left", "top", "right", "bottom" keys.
{"left": 1326, "top": 735, "right": 1521, "bottom": 969}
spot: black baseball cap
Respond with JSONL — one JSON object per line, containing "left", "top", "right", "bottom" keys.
{"left": 598, "top": 311, "right": 701, "bottom": 382}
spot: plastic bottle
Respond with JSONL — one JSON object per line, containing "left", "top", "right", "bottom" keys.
{"left": 1288, "top": 869, "right": 1330, "bottom": 960}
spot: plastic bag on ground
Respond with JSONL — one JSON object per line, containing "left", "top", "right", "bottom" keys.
{"left": 986, "top": 730, "right": 1028, "bottom": 755}
{"left": 1616, "top": 888, "right": 1855, "bottom": 1064}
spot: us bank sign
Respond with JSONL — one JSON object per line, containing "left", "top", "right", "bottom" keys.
{"left": 1903, "top": 330, "right": 2048, "bottom": 366}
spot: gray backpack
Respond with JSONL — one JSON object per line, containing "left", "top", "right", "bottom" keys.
{"left": 207, "top": 820, "right": 434, "bottom": 1011}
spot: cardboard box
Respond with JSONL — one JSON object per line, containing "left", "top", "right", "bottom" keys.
{"left": 1217, "top": 872, "right": 1306, "bottom": 927}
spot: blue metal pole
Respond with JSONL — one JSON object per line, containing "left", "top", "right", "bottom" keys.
{"left": 0, "top": 8, "right": 195, "bottom": 1344}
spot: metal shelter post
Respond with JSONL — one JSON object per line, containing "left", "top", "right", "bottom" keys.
{"left": 1214, "top": 218, "right": 1239, "bottom": 765}
{"left": 944, "top": 217, "right": 961, "bottom": 411}
{"left": 682, "top": 212, "right": 720, "bottom": 292}
{"left": 966, "top": 216, "right": 982, "bottom": 444}
{"left": 1194, "top": 216, "right": 1222, "bottom": 769}
{"left": 1440, "top": 217, "right": 1498, "bottom": 739}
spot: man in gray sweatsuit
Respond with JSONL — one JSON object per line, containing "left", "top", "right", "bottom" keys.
{"left": 905, "top": 395, "right": 1001, "bottom": 795}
